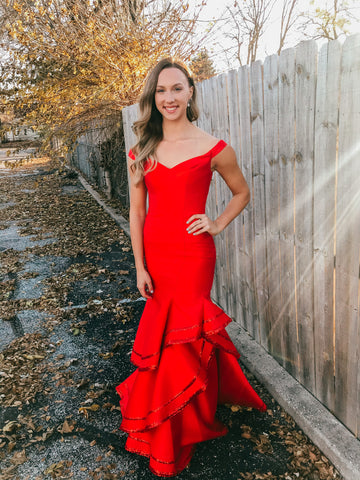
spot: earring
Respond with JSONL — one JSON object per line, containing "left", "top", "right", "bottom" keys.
{"left": 187, "top": 99, "right": 191, "bottom": 108}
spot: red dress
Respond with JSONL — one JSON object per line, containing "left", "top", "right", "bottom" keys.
{"left": 116, "top": 140, "right": 266, "bottom": 476}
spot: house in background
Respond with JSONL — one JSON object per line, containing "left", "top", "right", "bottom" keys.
{"left": 0, "top": 114, "right": 40, "bottom": 143}
{"left": 3, "top": 125, "right": 40, "bottom": 142}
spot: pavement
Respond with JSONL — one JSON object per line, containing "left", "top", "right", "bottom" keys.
{"left": 0, "top": 154, "right": 357, "bottom": 480}
{"left": 0, "top": 147, "right": 39, "bottom": 168}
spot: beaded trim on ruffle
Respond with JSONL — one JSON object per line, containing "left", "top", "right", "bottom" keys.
{"left": 125, "top": 441, "right": 195, "bottom": 477}
{"left": 119, "top": 343, "right": 215, "bottom": 431}
{"left": 130, "top": 307, "right": 234, "bottom": 368}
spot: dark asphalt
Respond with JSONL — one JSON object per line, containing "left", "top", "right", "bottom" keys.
{"left": 0, "top": 157, "right": 342, "bottom": 480}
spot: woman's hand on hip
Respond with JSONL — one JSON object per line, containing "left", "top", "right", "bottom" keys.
{"left": 136, "top": 269, "right": 154, "bottom": 299}
{"left": 186, "top": 214, "right": 222, "bottom": 237}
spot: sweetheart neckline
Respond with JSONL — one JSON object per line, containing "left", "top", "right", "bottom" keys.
{"left": 155, "top": 140, "right": 224, "bottom": 170}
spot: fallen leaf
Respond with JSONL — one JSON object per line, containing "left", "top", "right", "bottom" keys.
{"left": 99, "top": 352, "right": 113, "bottom": 359}
{"left": 45, "top": 461, "right": 64, "bottom": 475}
{"left": 57, "top": 419, "right": 75, "bottom": 434}
{"left": 10, "top": 449, "right": 28, "bottom": 465}
{"left": 3, "top": 421, "right": 20, "bottom": 433}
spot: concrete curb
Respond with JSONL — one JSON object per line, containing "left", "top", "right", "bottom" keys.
{"left": 227, "top": 323, "right": 360, "bottom": 480}
{"left": 77, "top": 174, "right": 131, "bottom": 237}
{"left": 78, "top": 171, "right": 360, "bottom": 480}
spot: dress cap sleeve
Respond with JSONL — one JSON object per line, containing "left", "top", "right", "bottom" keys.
{"left": 211, "top": 140, "right": 228, "bottom": 158}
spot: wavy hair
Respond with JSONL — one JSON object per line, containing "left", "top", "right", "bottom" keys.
{"left": 130, "top": 58, "right": 199, "bottom": 182}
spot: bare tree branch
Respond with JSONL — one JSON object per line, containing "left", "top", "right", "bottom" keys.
{"left": 221, "top": 0, "right": 276, "bottom": 67}
{"left": 278, "top": 0, "right": 300, "bottom": 55}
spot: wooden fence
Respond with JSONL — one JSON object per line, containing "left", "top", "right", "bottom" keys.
{"left": 122, "top": 35, "right": 360, "bottom": 439}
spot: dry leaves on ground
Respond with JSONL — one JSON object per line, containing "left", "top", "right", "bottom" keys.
{"left": 0, "top": 333, "right": 50, "bottom": 408}
{"left": 236, "top": 406, "right": 341, "bottom": 480}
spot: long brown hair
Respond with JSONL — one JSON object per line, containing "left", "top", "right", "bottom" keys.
{"left": 130, "top": 58, "right": 199, "bottom": 182}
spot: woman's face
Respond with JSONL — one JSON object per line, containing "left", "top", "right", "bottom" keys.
{"left": 154, "top": 67, "right": 193, "bottom": 121}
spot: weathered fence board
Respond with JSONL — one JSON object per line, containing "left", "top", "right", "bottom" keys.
{"left": 294, "top": 40, "right": 317, "bottom": 392}
{"left": 313, "top": 39, "right": 341, "bottom": 412}
{"left": 122, "top": 35, "right": 360, "bottom": 439}
{"left": 263, "top": 54, "right": 281, "bottom": 356}
{"left": 214, "top": 74, "right": 232, "bottom": 314}
{"left": 278, "top": 47, "right": 298, "bottom": 378}
{"left": 238, "top": 65, "right": 257, "bottom": 338}
{"left": 334, "top": 34, "right": 360, "bottom": 435}
{"left": 250, "top": 60, "right": 267, "bottom": 345}
{"left": 227, "top": 69, "right": 246, "bottom": 327}
{"left": 206, "top": 76, "right": 222, "bottom": 302}
{"left": 220, "top": 74, "right": 237, "bottom": 318}
{"left": 122, "top": 103, "right": 138, "bottom": 158}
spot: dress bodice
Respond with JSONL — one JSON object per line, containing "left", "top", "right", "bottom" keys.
{"left": 130, "top": 140, "right": 227, "bottom": 225}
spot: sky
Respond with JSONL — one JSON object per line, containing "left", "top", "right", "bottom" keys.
{"left": 193, "top": 0, "right": 360, "bottom": 72}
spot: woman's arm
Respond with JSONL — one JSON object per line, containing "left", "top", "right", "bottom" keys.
{"left": 186, "top": 145, "right": 250, "bottom": 236}
{"left": 128, "top": 160, "right": 154, "bottom": 298}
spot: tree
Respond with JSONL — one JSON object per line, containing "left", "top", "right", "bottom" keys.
{"left": 300, "top": 0, "right": 359, "bottom": 40}
{"left": 189, "top": 48, "right": 216, "bottom": 82}
{"left": 0, "top": 0, "right": 204, "bottom": 153}
{"left": 222, "top": 0, "right": 276, "bottom": 67}
{"left": 210, "top": 0, "right": 302, "bottom": 68}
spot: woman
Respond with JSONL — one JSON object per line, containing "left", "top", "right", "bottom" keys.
{"left": 116, "top": 58, "right": 266, "bottom": 477}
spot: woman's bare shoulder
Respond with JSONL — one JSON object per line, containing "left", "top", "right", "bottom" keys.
{"left": 192, "top": 127, "right": 220, "bottom": 149}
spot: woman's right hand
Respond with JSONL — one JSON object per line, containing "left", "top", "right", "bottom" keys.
{"left": 137, "top": 268, "right": 154, "bottom": 299}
